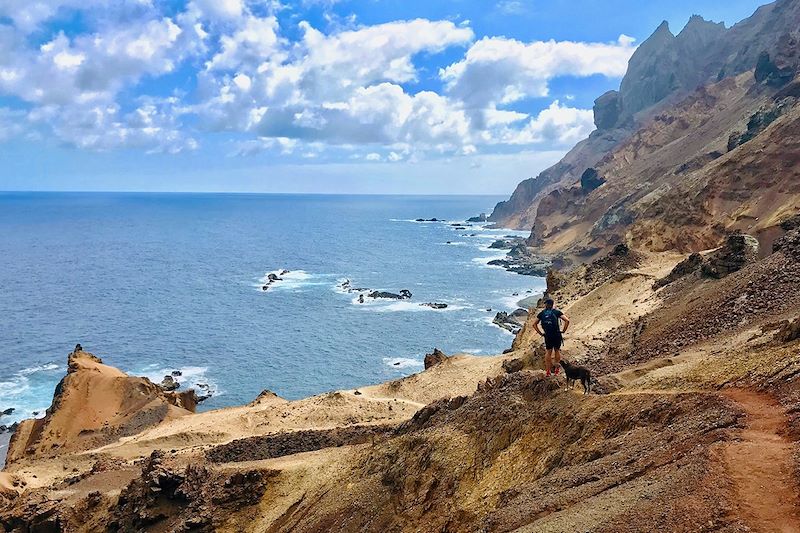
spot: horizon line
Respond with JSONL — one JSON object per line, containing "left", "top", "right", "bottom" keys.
{"left": 0, "top": 190, "right": 509, "bottom": 197}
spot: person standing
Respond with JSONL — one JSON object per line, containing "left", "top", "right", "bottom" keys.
{"left": 532, "top": 298, "right": 570, "bottom": 376}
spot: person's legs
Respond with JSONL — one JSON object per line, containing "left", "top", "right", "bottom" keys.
{"left": 544, "top": 348, "right": 553, "bottom": 375}
{"left": 554, "top": 348, "right": 562, "bottom": 369}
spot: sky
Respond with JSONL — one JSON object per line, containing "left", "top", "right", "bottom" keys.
{"left": 0, "top": 0, "right": 768, "bottom": 194}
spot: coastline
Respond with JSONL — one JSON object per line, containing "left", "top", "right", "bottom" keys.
{"left": 0, "top": 432, "right": 8, "bottom": 470}
{"left": 0, "top": 196, "right": 542, "bottom": 417}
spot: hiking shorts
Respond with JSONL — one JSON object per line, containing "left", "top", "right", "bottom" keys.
{"left": 544, "top": 333, "right": 563, "bottom": 350}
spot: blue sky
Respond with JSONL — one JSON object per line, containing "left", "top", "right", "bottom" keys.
{"left": 0, "top": 0, "right": 767, "bottom": 194}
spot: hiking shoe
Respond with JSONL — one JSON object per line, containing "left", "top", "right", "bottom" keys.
{"left": 546, "top": 369, "right": 551, "bottom": 377}
{"left": 554, "top": 366, "right": 560, "bottom": 375}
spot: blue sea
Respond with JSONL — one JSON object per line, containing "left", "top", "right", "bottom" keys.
{"left": 0, "top": 193, "right": 544, "bottom": 424}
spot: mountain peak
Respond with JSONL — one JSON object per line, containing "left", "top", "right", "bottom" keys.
{"left": 654, "top": 20, "right": 673, "bottom": 36}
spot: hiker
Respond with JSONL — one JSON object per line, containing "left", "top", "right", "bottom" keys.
{"left": 532, "top": 298, "right": 570, "bottom": 376}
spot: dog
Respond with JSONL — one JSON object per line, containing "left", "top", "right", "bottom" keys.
{"left": 560, "top": 360, "right": 591, "bottom": 394}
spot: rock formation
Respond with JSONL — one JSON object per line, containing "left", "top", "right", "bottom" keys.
{"left": 492, "top": 309, "right": 529, "bottom": 334}
{"left": 700, "top": 234, "right": 760, "bottom": 279}
{"left": 423, "top": 348, "right": 449, "bottom": 370}
{"left": 6, "top": 350, "right": 194, "bottom": 464}
{"left": 580, "top": 168, "right": 605, "bottom": 192}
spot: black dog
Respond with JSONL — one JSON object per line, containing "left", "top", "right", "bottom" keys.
{"left": 560, "top": 360, "right": 591, "bottom": 394}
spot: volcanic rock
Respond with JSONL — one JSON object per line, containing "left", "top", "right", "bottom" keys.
{"left": 493, "top": 309, "right": 529, "bottom": 334}
{"left": 701, "top": 234, "right": 759, "bottom": 278}
{"left": 368, "top": 290, "right": 412, "bottom": 300}
{"left": 159, "top": 375, "right": 180, "bottom": 391}
{"left": 580, "top": 167, "right": 605, "bottom": 192}
{"left": 423, "top": 348, "right": 449, "bottom": 370}
{"left": 754, "top": 51, "right": 795, "bottom": 87}
{"left": 653, "top": 252, "right": 703, "bottom": 289}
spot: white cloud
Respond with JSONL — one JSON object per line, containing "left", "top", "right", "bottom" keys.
{"left": 0, "top": 2, "right": 629, "bottom": 160}
{"left": 205, "top": 15, "right": 281, "bottom": 71}
{"left": 28, "top": 98, "right": 197, "bottom": 153}
{"left": 496, "top": 100, "right": 595, "bottom": 145}
{"left": 441, "top": 34, "right": 635, "bottom": 127}
{"left": 193, "top": 0, "right": 243, "bottom": 20}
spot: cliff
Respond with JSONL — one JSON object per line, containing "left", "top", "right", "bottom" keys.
{"left": 490, "top": 0, "right": 800, "bottom": 260}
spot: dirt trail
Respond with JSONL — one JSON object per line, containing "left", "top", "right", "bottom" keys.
{"left": 723, "top": 389, "right": 800, "bottom": 533}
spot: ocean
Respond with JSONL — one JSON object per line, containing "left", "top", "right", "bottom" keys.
{"left": 0, "top": 192, "right": 544, "bottom": 425}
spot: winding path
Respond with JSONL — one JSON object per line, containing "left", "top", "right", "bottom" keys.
{"left": 723, "top": 389, "right": 800, "bottom": 532}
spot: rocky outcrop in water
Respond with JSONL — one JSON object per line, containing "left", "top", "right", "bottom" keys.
{"left": 488, "top": 244, "right": 550, "bottom": 277}
{"left": 420, "top": 303, "right": 448, "bottom": 310}
{"left": 368, "top": 289, "right": 412, "bottom": 300}
{"left": 159, "top": 375, "right": 180, "bottom": 391}
{"left": 261, "top": 269, "right": 290, "bottom": 291}
{"left": 493, "top": 309, "right": 529, "bottom": 334}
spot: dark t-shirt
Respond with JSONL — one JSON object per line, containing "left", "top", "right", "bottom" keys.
{"left": 537, "top": 308, "right": 563, "bottom": 337}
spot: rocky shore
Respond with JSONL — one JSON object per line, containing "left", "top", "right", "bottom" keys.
{"left": 488, "top": 243, "right": 551, "bottom": 277}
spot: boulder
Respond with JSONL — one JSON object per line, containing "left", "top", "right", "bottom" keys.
{"left": 171, "top": 370, "right": 182, "bottom": 377}
{"left": 466, "top": 213, "right": 488, "bottom": 223}
{"left": 1, "top": 408, "right": 13, "bottom": 416}
{"left": 580, "top": 168, "right": 606, "bottom": 192}
{"left": 502, "top": 358, "right": 525, "bottom": 374}
{"left": 159, "top": 375, "right": 180, "bottom": 391}
{"left": 778, "top": 319, "right": 800, "bottom": 343}
{"left": 424, "top": 348, "right": 449, "bottom": 370}
{"left": 420, "top": 303, "right": 448, "bottom": 309}
{"left": 701, "top": 234, "right": 759, "bottom": 278}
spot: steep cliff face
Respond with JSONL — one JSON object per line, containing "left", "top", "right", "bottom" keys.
{"left": 487, "top": 129, "right": 628, "bottom": 230}
{"left": 491, "top": 0, "right": 800, "bottom": 260}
